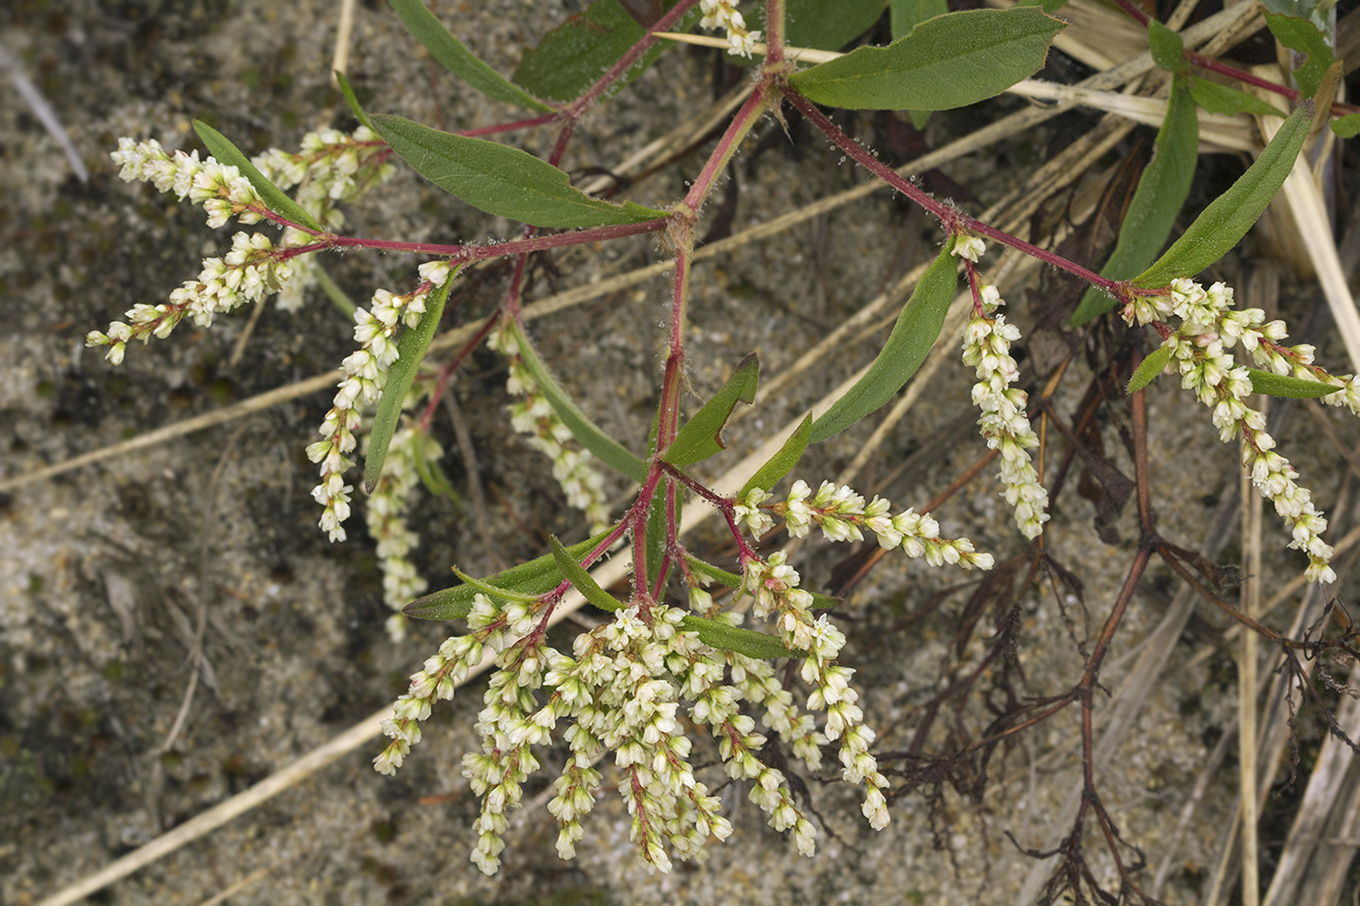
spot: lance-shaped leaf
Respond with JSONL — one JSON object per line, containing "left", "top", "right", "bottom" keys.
{"left": 662, "top": 353, "right": 759, "bottom": 467}
{"left": 550, "top": 536, "right": 626, "bottom": 613}
{"left": 1264, "top": 11, "right": 1335, "bottom": 98}
{"left": 680, "top": 615, "right": 804, "bottom": 659}
{"left": 810, "top": 237, "right": 958, "bottom": 443}
{"left": 1134, "top": 101, "right": 1312, "bottom": 288}
{"left": 788, "top": 8, "right": 1065, "bottom": 112}
{"left": 404, "top": 529, "right": 614, "bottom": 620}
{"left": 513, "top": 0, "right": 693, "bottom": 102}
{"left": 1248, "top": 369, "right": 1342, "bottom": 399}
{"left": 1125, "top": 344, "right": 1174, "bottom": 393}
{"left": 193, "top": 121, "right": 324, "bottom": 233}
{"left": 505, "top": 320, "right": 648, "bottom": 482}
{"left": 364, "top": 272, "right": 458, "bottom": 493}
{"left": 370, "top": 114, "right": 668, "bottom": 228}
{"left": 1072, "top": 79, "right": 1198, "bottom": 326}
{"left": 389, "top": 0, "right": 553, "bottom": 112}
{"left": 1189, "top": 76, "right": 1286, "bottom": 118}
{"left": 739, "top": 413, "right": 813, "bottom": 499}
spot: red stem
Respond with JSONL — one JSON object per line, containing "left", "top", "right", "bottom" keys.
{"left": 567, "top": 0, "right": 704, "bottom": 119}
{"left": 784, "top": 89, "right": 1122, "bottom": 295}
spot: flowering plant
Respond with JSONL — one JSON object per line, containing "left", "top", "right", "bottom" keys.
{"left": 86, "top": 0, "right": 1360, "bottom": 899}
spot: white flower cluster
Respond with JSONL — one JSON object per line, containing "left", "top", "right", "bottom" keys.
{"left": 91, "top": 138, "right": 310, "bottom": 363}
{"left": 373, "top": 598, "right": 499, "bottom": 776}
{"left": 1122, "top": 278, "right": 1342, "bottom": 583}
{"left": 306, "top": 261, "right": 451, "bottom": 542}
{"left": 253, "top": 125, "right": 393, "bottom": 234}
{"left": 375, "top": 577, "right": 881, "bottom": 873}
{"left": 488, "top": 324, "right": 611, "bottom": 532}
{"left": 365, "top": 423, "right": 437, "bottom": 641}
{"left": 111, "top": 136, "right": 268, "bottom": 228}
{"left": 736, "top": 480, "right": 996, "bottom": 569}
{"left": 699, "top": 0, "right": 761, "bottom": 57}
{"left": 957, "top": 244, "right": 1050, "bottom": 539}
{"left": 253, "top": 126, "right": 393, "bottom": 312}
{"left": 743, "top": 552, "right": 889, "bottom": 830}
{"left": 86, "top": 232, "right": 294, "bottom": 365}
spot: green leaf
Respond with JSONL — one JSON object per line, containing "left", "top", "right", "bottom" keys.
{"left": 512, "top": 0, "right": 694, "bottom": 102}
{"left": 404, "top": 529, "right": 614, "bottom": 620}
{"left": 369, "top": 114, "right": 669, "bottom": 228}
{"left": 364, "top": 271, "right": 457, "bottom": 493}
{"left": 891, "top": 0, "right": 948, "bottom": 40}
{"left": 192, "top": 121, "right": 324, "bottom": 233}
{"left": 1125, "top": 344, "right": 1174, "bottom": 393}
{"left": 810, "top": 237, "right": 958, "bottom": 443}
{"left": 644, "top": 492, "right": 671, "bottom": 592}
{"left": 788, "top": 8, "right": 1065, "bottom": 112}
{"left": 389, "top": 0, "right": 553, "bottom": 111}
{"left": 334, "top": 71, "right": 375, "bottom": 132}
{"left": 505, "top": 320, "right": 648, "bottom": 482}
{"left": 1134, "top": 101, "right": 1311, "bottom": 288}
{"left": 1247, "top": 369, "right": 1341, "bottom": 399}
{"left": 1148, "top": 19, "right": 1186, "bottom": 73}
{"left": 449, "top": 566, "right": 539, "bottom": 603}
{"left": 680, "top": 615, "right": 804, "bottom": 659}
{"left": 1189, "top": 76, "right": 1287, "bottom": 118}
{"left": 550, "top": 536, "right": 626, "bottom": 613}
{"left": 739, "top": 412, "right": 813, "bottom": 499}
{"left": 1072, "top": 79, "right": 1199, "bottom": 326}
{"left": 1332, "top": 112, "right": 1360, "bottom": 138}
{"left": 662, "top": 353, "right": 759, "bottom": 466}
{"left": 1264, "top": 11, "right": 1335, "bottom": 98}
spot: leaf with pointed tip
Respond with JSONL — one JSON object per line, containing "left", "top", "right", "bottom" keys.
{"left": 811, "top": 237, "right": 958, "bottom": 443}
{"left": 404, "top": 529, "right": 614, "bottom": 620}
{"left": 788, "top": 8, "right": 1065, "bottom": 111}
{"left": 1189, "top": 76, "right": 1286, "bottom": 118}
{"left": 505, "top": 321, "right": 648, "bottom": 482}
{"left": 365, "top": 272, "right": 457, "bottom": 493}
{"left": 550, "top": 536, "right": 626, "bottom": 613}
{"left": 1072, "top": 79, "right": 1198, "bottom": 326}
{"left": 662, "top": 353, "right": 759, "bottom": 467}
{"left": 1126, "top": 345, "right": 1174, "bottom": 393}
{"left": 1134, "top": 102, "right": 1311, "bottom": 288}
{"left": 389, "top": 0, "right": 553, "bottom": 111}
{"left": 680, "top": 615, "right": 804, "bottom": 659}
{"left": 1264, "top": 11, "right": 1334, "bottom": 98}
{"left": 740, "top": 413, "right": 813, "bottom": 499}
{"left": 193, "top": 121, "right": 324, "bottom": 232}
{"left": 1247, "top": 369, "right": 1341, "bottom": 399}
{"left": 370, "top": 114, "right": 668, "bottom": 228}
